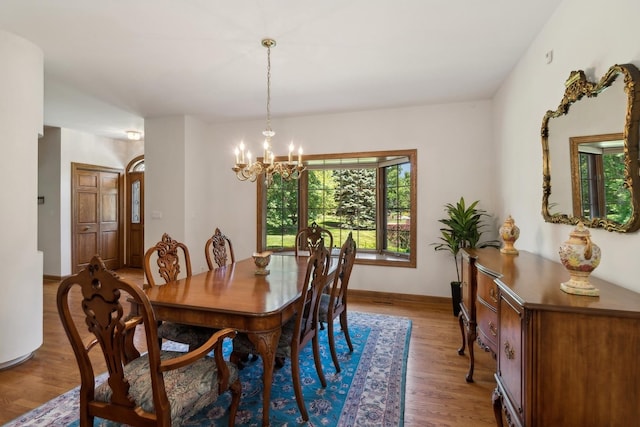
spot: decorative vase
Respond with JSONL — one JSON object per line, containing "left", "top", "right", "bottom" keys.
{"left": 252, "top": 251, "right": 272, "bottom": 275}
{"left": 499, "top": 215, "right": 520, "bottom": 255}
{"left": 558, "top": 222, "right": 601, "bottom": 296}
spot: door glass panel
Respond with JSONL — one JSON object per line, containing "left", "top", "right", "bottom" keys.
{"left": 132, "top": 161, "right": 145, "bottom": 172}
{"left": 132, "top": 180, "right": 141, "bottom": 224}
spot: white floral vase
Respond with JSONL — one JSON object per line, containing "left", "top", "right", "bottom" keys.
{"left": 558, "top": 222, "right": 601, "bottom": 296}
{"left": 499, "top": 215, "right": 520, "bottom": 255}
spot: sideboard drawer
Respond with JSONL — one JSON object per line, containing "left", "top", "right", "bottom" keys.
{"left": 476, "top": 299, "right": 498, "bottom": 353}
{"left": 477, "top": 269, "right": 499, "bottom": 309}
{"left": 497, "top": 292, "right": 523, "bottom": 423}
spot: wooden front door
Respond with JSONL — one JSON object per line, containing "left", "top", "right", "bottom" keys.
{"left": 72, "top": 163, "right": 123, "bottom": 273}
{"left": 127, "top": 171, "right": 144, "bottom": 267}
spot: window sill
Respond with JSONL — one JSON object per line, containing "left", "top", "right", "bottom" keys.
{"left": 355, "top": 252, "right": 415, "bottom": 268}
{"left": 271, "top": 250, "right": 415, "bottom": 268}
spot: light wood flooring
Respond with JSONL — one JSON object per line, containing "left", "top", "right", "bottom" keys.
{"left": 0, "top": 269, "right": 498, "bottom": 426}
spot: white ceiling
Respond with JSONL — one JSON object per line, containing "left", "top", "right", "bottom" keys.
{"left": 0, "top": 0, "right": 562, "bottom": 140}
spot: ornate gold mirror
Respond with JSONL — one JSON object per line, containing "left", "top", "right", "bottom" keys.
{"left": 541, "top": 63, "right": 640, "bottom": 232}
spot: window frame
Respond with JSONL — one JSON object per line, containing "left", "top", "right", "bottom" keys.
{"left": 256, "top": 149, "right": 417, "bottom": 268}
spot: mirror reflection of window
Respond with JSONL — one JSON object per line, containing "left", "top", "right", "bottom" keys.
{"left": 570, "top": 134, "right": 631, "bottom": 223}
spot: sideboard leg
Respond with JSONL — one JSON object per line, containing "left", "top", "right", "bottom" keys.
{"left": 464, "top": 321, "right": 476, "bottom": 382}
{"left": 457, "top": 311, "right": 466, "bottom": 355}
{"left": 492, "top": 387, "right": 504, "bottom": 427}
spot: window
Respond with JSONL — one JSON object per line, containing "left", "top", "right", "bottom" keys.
{"left": 257, "top": 149, "right": 417, "bottom": 267}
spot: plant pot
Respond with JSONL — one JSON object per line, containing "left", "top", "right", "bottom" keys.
{"left": 450, "top": 281, "right": 462, "bottom": 317}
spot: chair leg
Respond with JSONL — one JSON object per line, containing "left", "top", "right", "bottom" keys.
{"left": 157, "top": 321, "right": 164, "bottom": 350}
{"left": 291, "top": 354, "right": 309, "bottom": 421}
{"left": 227, "top": 378, "right": 242, "bottom": 427}
{"left": 230, "top": 350, "right": 248, "bottom": 370}
{"left": 327, "top": 317, "right": 341, "bottom": 373}
{"left": 312, "top": 335, "right": 327, "bottom": 387}
{"left": 340, "top": 311, "right": 354, "bottom": 353}
{"left": 80, "top": 412, "right": 93, "bottom": 427}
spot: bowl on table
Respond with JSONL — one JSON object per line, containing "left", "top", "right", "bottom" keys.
{"left": 252, "top": 251, "right": 272, "bottom": 275}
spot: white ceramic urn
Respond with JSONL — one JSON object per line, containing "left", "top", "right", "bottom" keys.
{"left": 558, "top": 222, "right": 601, "bottom": 296}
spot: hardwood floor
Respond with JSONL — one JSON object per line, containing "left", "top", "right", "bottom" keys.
{"left": 0, "top": 269, "right": 498, "bottom": 426}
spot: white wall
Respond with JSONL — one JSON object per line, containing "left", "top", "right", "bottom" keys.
{"left": 144, "top": 116, "right": 188, "bottom": 265}
{"left": 0, "top": 30, "right": 44, "bottom": 367}
{"left": 184, "top": 116, "right": 219, "bottom": 273}
{"left": 144, "top": 116, "right": 220, "bottom": 276}
{"left": 494, "top": 0, "right": 640, "bottom": 292}
{"left": 37, "top": 126, "right": 143, "bottom": 276}
{"left": 201, "top": 101, "right": 497, "bottom": 297}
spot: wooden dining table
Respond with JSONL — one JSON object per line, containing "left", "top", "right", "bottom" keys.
{"left": 144, "top": 254, "right": 337, "bottom": 426}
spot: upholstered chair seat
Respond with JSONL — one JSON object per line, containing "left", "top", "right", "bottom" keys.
{"left": 94, "top": 350, "right": 239, "bottom": 427}
{"left": 157, "top": 323, "right": 219, "bottom": 350}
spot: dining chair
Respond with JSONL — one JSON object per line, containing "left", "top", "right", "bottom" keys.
{"left": 57, "top": 255, "right": 241, "bottom": 427}
{"left": 144, "top": 233, "right": 216, "bottom": 350}
{"left": 231, "top": 241, "right": 331, "bottom": 421}
{"left": 295, "top": 221, "right": 334, "bottom": 256}
{"left": 205, "top": 227, "right": 235, "bottom": 270}
{"left": 318, "top": 231, "right": 357, "bottom": 373}
{"left": 204, "top": 227, "right": 261, "bottom": 362}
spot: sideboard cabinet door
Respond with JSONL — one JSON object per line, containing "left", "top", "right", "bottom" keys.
{"left": 496, "top": 291, "right": 524, "bottom": 425}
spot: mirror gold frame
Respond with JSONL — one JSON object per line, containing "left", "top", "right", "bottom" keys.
{"left": 541, "top": 63, "right": 640, "bottom": 232}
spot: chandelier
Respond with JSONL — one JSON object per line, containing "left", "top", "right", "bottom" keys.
{"left": 232, "top": 38, "right": 304, "bottom": 186}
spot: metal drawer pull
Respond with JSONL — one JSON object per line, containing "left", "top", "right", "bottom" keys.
{"left": 489, "top": 287, "right": 498, "bottom": 303}
{"left": 504, "top": 341, "right": 515, "bottom": 360}
{"left": 489, "top": 321, "right": 498, "bottom": 337}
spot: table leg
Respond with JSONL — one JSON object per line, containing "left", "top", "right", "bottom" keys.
{"left": 248, "top": 329, "right": 281, "bottom": 427}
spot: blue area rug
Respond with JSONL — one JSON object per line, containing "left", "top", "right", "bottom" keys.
{"left": 4, "top": 312, "right": 411, "bottom": 426}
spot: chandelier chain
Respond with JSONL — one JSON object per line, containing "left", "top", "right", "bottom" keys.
{"left": 266, "top": 43, "right": 272, "bottom": 133}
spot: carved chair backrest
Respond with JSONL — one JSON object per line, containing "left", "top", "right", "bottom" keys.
{"left": 295, "top": 222, "right": 334, "bottom": 256}
{"left": 143, "top": 233, "right": 193, "bottom": 288}
{"left": 327, "top": 232, "right": 357, "bottom": 317}
{"left": 57, "top": 255, "right": 173, "bottom": 426}
{"left": 294, "top": 240, "right": 331, "bottom": 351}
{"left": 205, "top": 227, "right": 236, "bottom": 270}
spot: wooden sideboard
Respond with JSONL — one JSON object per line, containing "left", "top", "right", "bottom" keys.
{"left": 459, "top": 250, "right": 500, "bottom": 382}
{"left": 461, "top": 247, "right": 640, "bottom": 427}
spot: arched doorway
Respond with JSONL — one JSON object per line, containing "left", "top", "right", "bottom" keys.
{"left": 126, "top": 155, "right": 144, "bottom": 267}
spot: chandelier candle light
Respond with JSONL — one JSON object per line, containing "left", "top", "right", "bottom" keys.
{"left": 232, "top": 39, "right": 305, "bottom": 186}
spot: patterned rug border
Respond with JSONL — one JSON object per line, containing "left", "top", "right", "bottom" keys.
{"left": 3, "top": 311, "right": 412, "bottom": 427}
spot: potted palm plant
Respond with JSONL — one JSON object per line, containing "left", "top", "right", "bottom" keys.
{"left": 433, "top": 197, "right": 499, "bottom": 316}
